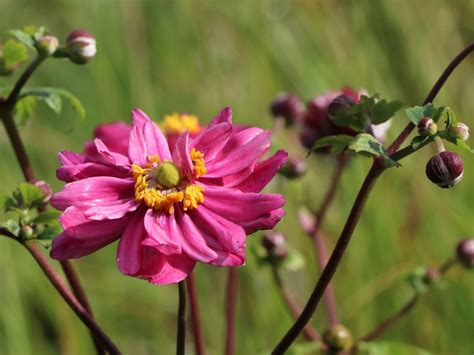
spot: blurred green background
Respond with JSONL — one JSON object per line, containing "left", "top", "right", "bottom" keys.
{"left": 0, "top": 0, "right": 473, "bottom": 354}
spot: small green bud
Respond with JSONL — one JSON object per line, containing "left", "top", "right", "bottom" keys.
{"left": 323, "top": 324, "right": 353, "bottom": 352}
{"left": 417, "top": 117, "right": 437, "bottom": 137}
{"left": 19, "top": 225, "right": 34, "bottom": 239}
{"left": 36, "top": 35, "right": 59, "bottom": 57}
{"left": 449, "top": 122, "right": 470, "bottom": 142}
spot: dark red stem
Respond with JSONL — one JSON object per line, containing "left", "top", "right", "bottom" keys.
{"left": 270, "top": 262, "right": 320, "bottom": 341}
{"left": 225, "top": 268, "right": 238, "bottom": 355}
{"left": 186, "top": 272, "right": 205, "bottom": 355}
{"left": 176, "top": 281, "right": 187, "bottom": 355}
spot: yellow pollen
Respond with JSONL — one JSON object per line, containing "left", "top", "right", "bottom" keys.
{"left": 182, "top": 185, "right": 204, "bottom": 211}
{"left": 191, "top": 148, "right": 207, "bottom": 178}
{"left": 161, "top": 113, "right": 202, "bottom": 135}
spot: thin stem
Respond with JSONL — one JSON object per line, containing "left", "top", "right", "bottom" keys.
{"left": 0, "top": 57, "right": 104, "bottom": 354}
{"left": 387, "top": 42, "right": 474, "bottom": 155}
{"left": 311, "top": 154, "right": 348, "bottom": 326}
{"left": 23, "top": 242, "right": 120, "bottom": 354}
{"left": 270, "top": 262, "right": 320, "bottom": 341}
{"left": 272, "top": 162, "right": 384, "bottom": 354}
{"left": 434, "top": 136, "right": 446, "bottom": 153}
{"left": 360, "top": 294, "right": 419, "bottom": 342}
{"left": 225, "top": 268, "right": 239, "bottom": 355}
{"left": 177, "top": 281, "right": 187, "bottom": 355}
{"left": 186, "top": 272, "right": 205, "bottom": 355}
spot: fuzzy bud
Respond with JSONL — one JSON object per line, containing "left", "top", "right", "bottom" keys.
{"left": 261, "top": 231, "right": 287, "bottom": 260}
{"left": 328, "top": 95, "right": 355, "bottom": 122}
{"left": 36, "top": 35, "right": 59, "bottom": 56}
{"left": 456, "top": 238, "right": 474, "bottom": 269}
{"left": 323, "top": 324, "right": 353, "bottom": 352}
{"left": 270, "top": 93, "right": 304, "bottom": 126}
{"left": 279, "top": 156, "right": 307, "bottom": 179}
{"left": 66, "top": 29, "right": 96, "bottom": 64}
{"left": 33, "top": 180, "right": 53, "bottom": 204}
{"left": 297, "top": 208, "right": 316, "bottom": 235}
{"left": 425, "top": 151, "right": 464, "bottom": 188}
{"left": 449, "top": 122, "right": 470, "bottom": 142}
{"left": 417, "top": 117, "right": 437, "bottom": 137}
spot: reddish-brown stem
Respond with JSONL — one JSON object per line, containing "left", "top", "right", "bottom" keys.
{"left": 270, "top": 262, "right": 320, "bottom": 341}
{"left": 272, "top": 42, "right": 474, "bottom": 354}
{"left": 225, "top": 268, "right": 238, "bottom": 355}
{"left": 0, "top": 57, "right": 105, "bottom": 354}
{"left": 387, "top": 42, "right": 474, "bottom": 155}
{"left": 24, "top": 242, "right": 120, "bottom": 354}
{"left": 186, "top": 272, "right": 205, "bottom": 355}
{"left": 176, "top": 281, "right": 187, "bottom": 355}
{"left": 311, "top": 154, "right": 348, "bottom": 326}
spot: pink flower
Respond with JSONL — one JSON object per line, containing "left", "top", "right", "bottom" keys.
{"left": 299, "top": 87, "right": 391, "bottom": 150}
{"left": 51, "top": 108, "right": 287, "bottom": 284}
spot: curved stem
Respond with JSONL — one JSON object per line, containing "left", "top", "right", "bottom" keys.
{"left": 186, "top": 272, "right": 205, "bottom": 355}
{"left": 23, "top": 242, "right": 120, "bottom": 354}
{"left": 176, "top": 281, "right": 187, "bottom": 355}
{"left": 225, "top": 268, "right": 239, "bottom": 355}
{"left": 270, "top": 262, "right": 320, "bottom": 341}
{"left": 387, "top": 42, "right": 474, "bottom": 155}
{"left": 0, "top": 57, "right": 104, "bottom": 354}
{"left": 272, "top": 162, "right": 384, "bottom": 354}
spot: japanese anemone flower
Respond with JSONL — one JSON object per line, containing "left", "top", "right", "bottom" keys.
{"left": 51, "top": 108, "right": 287, "bottom": 284}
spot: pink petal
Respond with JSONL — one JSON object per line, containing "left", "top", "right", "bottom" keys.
{"left": 207, "top": 107, "right": 232, "bottom": 128}
{"left": 148, "top": 254, "right": 196, "bottom": 285}
{"left": 86, "top": 138, "right": 130, "bottom": 166}
{"left": 51, "top": 176, "right": 135, "bottom": 211}
{"left": 91, "top": 122, "right": 130, "bottom": 156}
{"left": 142, "top": 209, "right": 182, "bottom": 255}
{"left": 57, "top": 162, "right": 130, "bottom": 183}
{"left": 234, "top": 149, "right": 288, "bottom": 193}
{"left": 128, "top": 109, "right": 172, "bottom": 164}
{"left": 191, "top": 122, "right": 233, "bottom": 162}
{"left": 116, "top": 209, "right": 163, "bottom": 276}
{"left": 174, "top": 207, "right": 218, "bottom": 263}
{"left": 172, "top": 132, "right": 193, "bottom": 178}
{"left": 202, "top": 186, "right": 285, "bottom": 234}
{"left": 210, "top": 250, "right": 245, "bottom": 267}
{"left": 58, "top": 150, "right": 85, "bottom": 166}
{"left": 84, "top": 198, "right": 138, "bottom": 220}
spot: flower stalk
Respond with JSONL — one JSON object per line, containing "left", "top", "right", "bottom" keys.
{"left": 225, "top": 268, "right": 239, "bottom": 355}
{"left": 186, "top": 272, "right": 205, "bottom": 355}
{"left": 177, "top": 281, "right": 187, "bottom": 355}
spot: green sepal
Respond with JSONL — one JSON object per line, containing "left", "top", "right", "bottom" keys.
{"left": 0, "top": 220, "right": 20, "bottom": 237}
{"left": 309, "top": 134, "right": 354, "bottom": 155}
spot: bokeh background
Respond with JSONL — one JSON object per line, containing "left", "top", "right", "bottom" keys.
{"left": 0, "top": 0, "right": 473, "bottom": 354}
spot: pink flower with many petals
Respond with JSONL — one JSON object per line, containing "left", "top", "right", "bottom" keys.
{"left": 51, "top": 108, "right": 287, "bottom": 284}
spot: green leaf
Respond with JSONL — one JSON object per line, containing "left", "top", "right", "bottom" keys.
{"left": 36, "top": 224, "right": 62, "bottom": 241}
{"left": 2, "top": 39, "right": 29, "bottom": 67}
{"left": 371, "top": 99, "right": 403, "bottom": 124}
{"left": 15, "top": 183, "right": 44, "bottom": 209}
{"left": 410, "top": 135, "right": 430, "bottom": 150}
{"left": 19, "top": 87, "right": 86, "bottom": 126}
{"left": 443, "top": 107, "right": 457, "bottom": 130}
{"left": 287, "top": 341, "right": 323, "bottom": 355}
{"left": 357, "top": 341, "right": 433, "bottom": 355}
{"left": 406, "top": 103, "right": 446, "bottom": 125}
{"left": 348, "top": 133, "right": 400, "bottom": 167}
{"left": 309, "top": 134, "right": 354, "bottom": 155}
{"left": 405, "top": 106, "right": 425, "bottom": 125}
{"left": 281, "top": 248, "right": 305, "bottom": 272}
{"left": 9, "top": 29, "right": 35, "bottom": 48}
{"left": 454, "top": 139, "right": 474, "bottom": 153}
{"left": 33, "top": 211, "right": 61, "bottom": 225}
{"left": 14, "top": 96, "right": 37, "bottom": 124}
{"left": 0, "top": 220, "right": 20, "bottom": 237}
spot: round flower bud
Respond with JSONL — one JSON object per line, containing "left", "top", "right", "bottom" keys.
{"left": 270, "top": 93, "right": 304, "bottom": 126}
{"left": 19, "top": 225, "right": 34, "bottom": 239}
{"left": 36, "top": 35, "right": 59, "bottom": 56}
{"left": 456, "top": 238, "right": 474, "bottom": 269}
{"left": 33, "top": 180, "right": 53, "bottom": 204}
{"left": 261, "top": 231, "right": 287, "bottom": 260}
{"left": 423, "top": 266, "right": 441, "bottom": 284}
{"left": 417, "top": 117, "right": 437, "bottom": 137}
{"left": 328, "top": 95, "right": 355, "bottom": 123}
{"left": 297, "top": 208, "right": 316, "bottom": 235}
{"left": 66, "top": 29, "right": 96, "bottom": 64}
{"left": 278, "top": 156, "right": 307, "bottom": 179}
{"left": 322, "top": 324, "right": 353, "bottom": 352}
{"left": 449, "top": 122, "right": 470, "bottom": 142}
{"left": 425, "top": 151, "right": 464, "bottom": 188}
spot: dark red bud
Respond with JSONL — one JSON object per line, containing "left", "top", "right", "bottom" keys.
{"left": 425, "top": 151, "right": 464, "bottom": 188}
{"left": 279, "top": 156, "right": 307, "bottom": 179}
{"left": 33, "top": 180, "right": 53, "bottom": 204}
{"left": 270, "top": 93, "right": 304, "bottom": 126}
{"left": 262, "top": 231, "right": 287, "bottom": 260}
{"left": 417, "top": 117, "right": 437, "bottom": 136}
{"left": 457, "top": 238, "right": 474, "bottom": 268}
{"left": 328, "top": 95, "right": 355, "bottom": 122}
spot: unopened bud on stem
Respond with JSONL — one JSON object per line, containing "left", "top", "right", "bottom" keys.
{"left": 323, "top": 324, "right": 353, "bottom": 352}
{"left": 417, "top": 117, "right": 437, "bottom": 137}
{"left": 262, "top": 231, "right": 287, "bottom": 260}
{"left": 36, "top": 35, "right": 59, "bottom": 57}
{"left": 279, "top": 156, "right": 307, "bottom": 179}
{"left": 66, "top": 29, "right": 96, "bottom": 64}
{"left": 449, "top": 122, "right": 470, "bottom": 142}
{"left": 425, "top": 151, "right": 464, "bottom": 188}
{"left": 270, "top": 93, "right": 304, "bottom": 126}
{"left": 456, "top": 238, "right": 474, "bottom": 269}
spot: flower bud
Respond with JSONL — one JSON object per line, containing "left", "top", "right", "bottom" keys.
{"left": 425, "top": 151, "right": 464, "bottom": 188}
{"left": 423, "top": 266, "right": 441, "bottom": 284}
{"left": 66, "top": 29, "right": 96, "bottom": 64}
{"left": 261, "top": 231, "right": 287, "bottom": 260}
{"left": 328, "top": 95, "right": 355, "bottom": 122}
{"left": 456, "top": 238, "right": 474, "bottom": 269}
{"left": 449, "top": 122, "right": 470, "bottom": 142}
{"left": 270, "top": 93, "right": 304, "bottom": 126}
{"left": 19, "top": 225, "right": 34, "bottom": 239}
{"left": 278, "top": 156, "right": 307, "bottom": 179}
{"left": 322, "top": 324, "right": 353, "bottom": 352}
{"left": 417, "top": 117, "right": 437, "bottom": 137}
{"left": 33, "top": 180, "right": 53, "bottom": 204}
{"left": 297, "top": 208, "right": 316, "bottom": 235}
{"left": 36, "top": 35, "right": 59, "bottom": 56}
